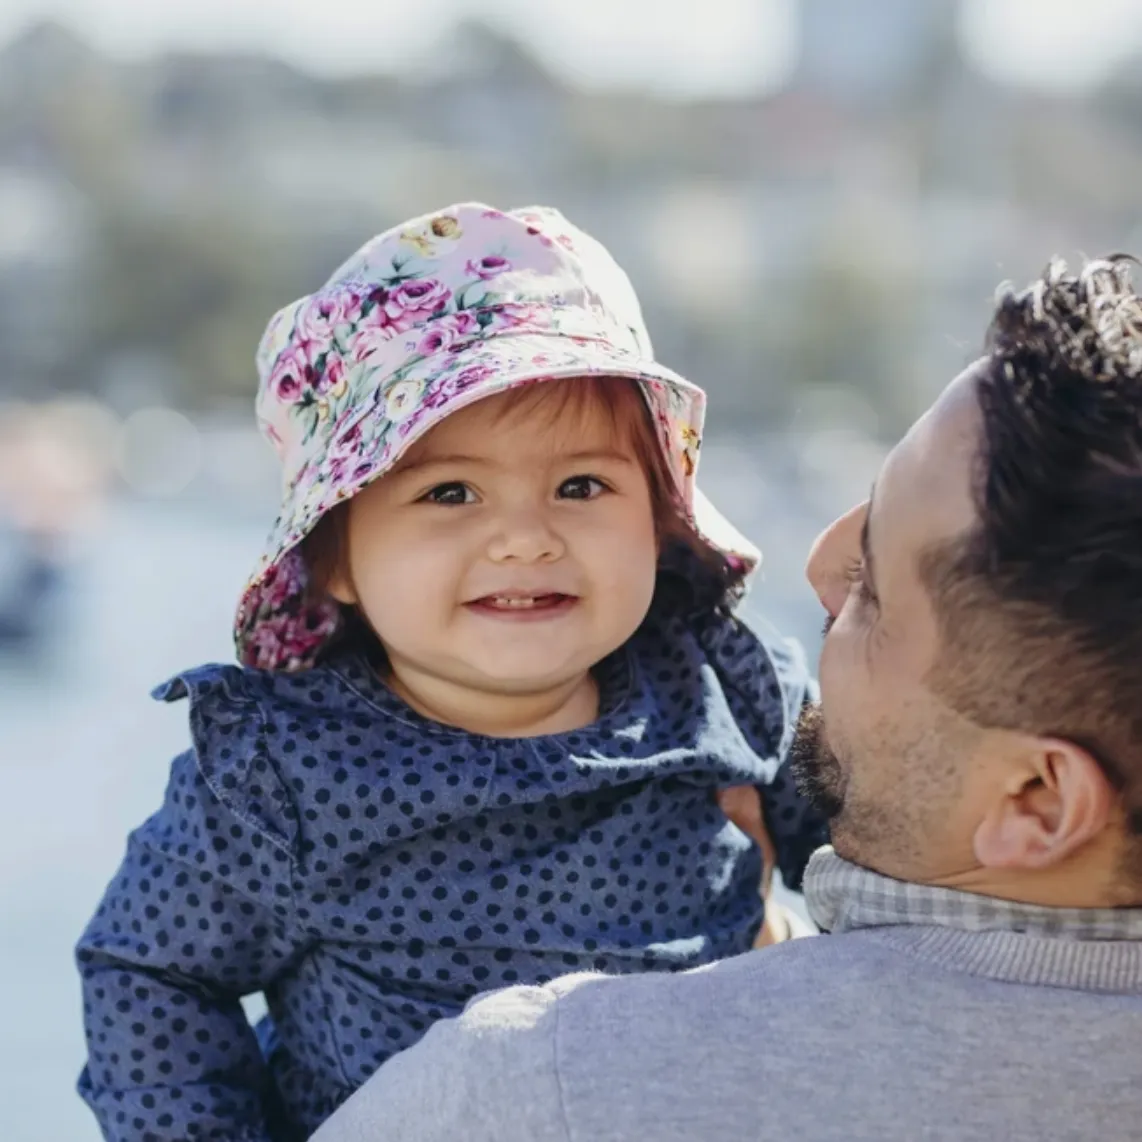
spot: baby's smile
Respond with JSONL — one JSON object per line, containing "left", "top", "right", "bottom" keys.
{"left": 464, "top": 591, "right": 579, "bottom": 619}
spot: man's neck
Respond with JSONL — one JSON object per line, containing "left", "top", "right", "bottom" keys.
{"left": 837, "top": 833, "right": 1142, "bottom": 909}
{"left": 922, "top": 841, "right": 1142, "bottom": 909}
{"left": 928, "top": 864, "right": 1142, "bottom": 909}
{"left": 805, "top": 847, "right": 1142, "bottom": 952}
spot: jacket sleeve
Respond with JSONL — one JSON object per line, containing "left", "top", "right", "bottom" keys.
{"left": 697, "top": 611, "right": 830, "bottom": 891}
{"left": 76, "top": 668, "right": 308, "bottom": 1142}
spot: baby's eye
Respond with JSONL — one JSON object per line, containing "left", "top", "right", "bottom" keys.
{"left": 422, "top": 482, "right": 475, "bottom": 505}
{"left": 557, "top": 475, "right": 607, "bottom": 501}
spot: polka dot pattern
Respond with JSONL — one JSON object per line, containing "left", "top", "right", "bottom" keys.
{"left": 76, "top": 603, "right": 825, "bottom": 1141}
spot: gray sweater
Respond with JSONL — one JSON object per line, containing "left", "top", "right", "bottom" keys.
{"left": 313, "top": 849, "right": 1142, "bottom": 1141}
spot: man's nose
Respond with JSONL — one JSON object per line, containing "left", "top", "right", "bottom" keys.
{"left": 806, "top": 501, "right": 867, "bottom": 618}
{"left": 485, "top": 507, "right": 564, "bottom": 564}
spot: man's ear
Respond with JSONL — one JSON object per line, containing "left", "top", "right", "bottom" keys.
{"left": 973, "top": 738, "right": 1114, "bottom": 870}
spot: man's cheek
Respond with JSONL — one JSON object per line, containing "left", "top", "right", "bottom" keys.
{"left": 817, "top": 632, "right": 848, "bottom": 703}
{"left": 820, "top": 655, "right": 867, "bottom": 747}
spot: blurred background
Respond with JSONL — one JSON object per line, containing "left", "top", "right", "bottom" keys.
{"left": 2, "top": 0, "right": 1142, "bottom": 1137}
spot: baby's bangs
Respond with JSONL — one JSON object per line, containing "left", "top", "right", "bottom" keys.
{"left": 488, "top": 375, "right": 650, "bottom": 448}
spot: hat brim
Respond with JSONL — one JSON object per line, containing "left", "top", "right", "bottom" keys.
{"left": 236, "top": 331, "right": 758, "bottom": 670}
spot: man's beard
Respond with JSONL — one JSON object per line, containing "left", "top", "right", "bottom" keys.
{"left": 790, "top": 701, "right": 849, "bottom": 820}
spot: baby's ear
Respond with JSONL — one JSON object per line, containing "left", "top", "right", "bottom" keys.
{"left": 326, "top": 568, "right": 358, "bottom": 606}
{"left": 303, "top": 505, "right": 353, "bottom": 601}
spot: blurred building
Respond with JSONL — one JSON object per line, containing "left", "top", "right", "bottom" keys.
{"left": 796, "top": 0, "right": 959, "bottom": 106}
{"left": 0, "top": 5, "right": 1141, "bottom": 440}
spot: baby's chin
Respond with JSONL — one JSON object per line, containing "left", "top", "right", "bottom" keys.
{"left": 457, "top": 657, "right": 600, "bottom": 695}
{"left": 451, "top": 626, "right": 630, "bottom": 682}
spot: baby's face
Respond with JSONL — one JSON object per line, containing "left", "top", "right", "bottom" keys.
{"left": 329, "top": 388, "right": 658, "bottom": 705}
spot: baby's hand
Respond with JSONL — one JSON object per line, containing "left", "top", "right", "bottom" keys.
{"left": 717, "top": 785, "right": 775, "bottom": 894}
{"left": 717, "top": 786, "right": 789, "bottom": 947}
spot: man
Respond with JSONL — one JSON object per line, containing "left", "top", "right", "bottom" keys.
{"left": 314, "top": 257, "right": 1142, "bottom": 1141}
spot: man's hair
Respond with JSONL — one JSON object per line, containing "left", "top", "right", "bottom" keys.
{"left": 923, "top": 256, "right": 1142, "bottom": 856}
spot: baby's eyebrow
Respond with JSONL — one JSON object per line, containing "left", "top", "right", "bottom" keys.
{"left": 396, "top": 449, "right": 635, "bottom": 475}
{"left": 555, "top": 449, "right": 636, "bottom": 466}
{"left": 395, "top": 452, "right": 487, "bottom": 474}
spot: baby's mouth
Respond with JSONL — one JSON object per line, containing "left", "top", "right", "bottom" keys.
{"left": 466, "top": 592, "right": 577, "bottom": 615}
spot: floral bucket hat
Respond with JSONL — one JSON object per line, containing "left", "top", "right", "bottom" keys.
{"left": 236, "top": 202, "right": 760, "bottom": 671}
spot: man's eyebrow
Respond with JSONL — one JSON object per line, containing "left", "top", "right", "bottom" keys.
{"left": 860, "top": 483, "right": 878, "bottom": 589}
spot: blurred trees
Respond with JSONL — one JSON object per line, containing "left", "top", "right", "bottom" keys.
{"left": 1, "top": 17, "right": 1141, "bottom": 435}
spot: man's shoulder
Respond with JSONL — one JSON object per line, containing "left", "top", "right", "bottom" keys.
{"left": 538, "top": 933, "right": 1142, "bottom": 1139}
{"left": 547, "top": 933, "right": 886, "bottom": 1028}
{"left": 313, "top": 978, "right": 576, "bottom": 1142}
{"left": 316, "top": 930, "right": 1142, "bottom": 1142}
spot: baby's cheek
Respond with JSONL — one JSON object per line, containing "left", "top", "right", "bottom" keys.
{"left": 603, "top": 541, "right": 658, "bottom": 633}
{"left": 356, "top": 559, "right": 443, "bottom": 638}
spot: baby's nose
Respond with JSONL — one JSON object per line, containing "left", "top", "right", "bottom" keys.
{"left": 486, "top": 510, "right": 564, "bottom": 563}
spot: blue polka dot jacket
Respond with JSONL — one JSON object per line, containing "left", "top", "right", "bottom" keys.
{"left": 76, "top": 588, "right": 827, "bottom": 1142}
